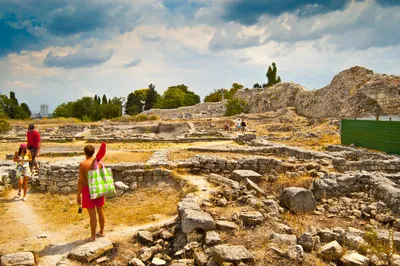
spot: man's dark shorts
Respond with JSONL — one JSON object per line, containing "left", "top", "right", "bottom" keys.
{"left": 27, "top": 146, "right": 37, "bottom": 168}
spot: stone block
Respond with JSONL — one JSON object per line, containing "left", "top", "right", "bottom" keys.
{"left": 212, "top": 245, "right": 255, "bottom": 265}
{"left": 279, "top": 187, "right": 317, "bottom": 214}
{"left": 181, "top": 209, "right": 215, "bottom": 233}
{"left": 230, "top": 170, "right": 262, "bottom": 183}
{"left": 68, "top": 238, "right": 113, "bottom": 262}
{"left": 0, "top": 252, "right": 35, "bottom": 266}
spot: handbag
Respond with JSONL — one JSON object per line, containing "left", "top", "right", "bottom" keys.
{"left": 88, "top": 159, "right": 116, "bottom": 199}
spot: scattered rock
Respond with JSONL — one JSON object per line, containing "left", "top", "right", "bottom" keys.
{"left": 0, "top": 252, "right": 35, "bottom": 266}
{"left": 215, "top": 220, "right": 238, "bottom": 231}
{"left": 279, "top": 187, "right": 317, "bottom": 214}
{"left": 208, "top": 174, "right": 240, "bottom": 189}
{"left": 340, "top": 251, "right": 369, "bottom": 266}
{"left": 139, "top": 247, "right": 153, "bottom": 262}
{"left": 231, "top": 170, "right": 262, "bottom": 183}
{"left": 245, "top": 178, "right": 266, "bottom": 197}
{"left": 286, "top": 245, "right": 304, "bottom": 261}
{"left": 128, "top": 258, "right": 146, "bottom": 266}
{"left": 194, "top": 250, "right": 208, "bottom": 266}
{"left": 297, "top": 232, "right": 314, "bottom": 252}
{"left": 205, "top": 231, "right": 221, "bottom": 246}
{"left": 212, "top": 245, "right": 255, "bottom": 265}
{"left": 151, "top": 257, "right": 167, "bottom": 265}
{"left": 269, "top": 233, "right": 297, "bottom": 245}
{"left": 239, "top": 211, "right": 264, "bottom": 226}
{"left": 137, "top": 230, "right": 154, "bottom": 245}
{"left": 317, "top": 241, "right": 343, "bottom": 262}
{"left": 181, "top": 209, "right": 215, "bottom": 233}
{"left": 68, "top": 238, "right": 113, "bottom": 263}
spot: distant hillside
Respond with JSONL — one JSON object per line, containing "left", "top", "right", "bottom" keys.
{"left": 235, "top": 66, "right": 400, "bottom": 118}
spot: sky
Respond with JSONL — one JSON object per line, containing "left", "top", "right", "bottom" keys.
{"left": 1, "top": 0, "right": 400, "bottom": 113}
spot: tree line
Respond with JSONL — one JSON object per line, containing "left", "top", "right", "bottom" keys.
{"left": 0, "top": 92, "right": 31, "bottom": 119}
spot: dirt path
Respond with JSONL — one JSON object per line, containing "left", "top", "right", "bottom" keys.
{"left": 0, "top": 190, "right": 68, "bottom": 260}
{"left": 0, "top": 189, "right": 179, "bottom": 266}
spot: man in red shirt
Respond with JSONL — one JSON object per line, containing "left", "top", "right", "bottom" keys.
{"left": 26, "top": 124, "right": 41, "bottom": 172}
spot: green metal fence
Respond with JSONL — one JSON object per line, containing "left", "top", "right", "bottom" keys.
{"left": 341, "top": 119, "right": 400, "bottom": 155}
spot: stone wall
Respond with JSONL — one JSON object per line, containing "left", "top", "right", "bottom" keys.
{"left": 175, "top": 155, "right": 319, "bottom": 175}
{"left": 141, "top": 101, "right": 227, "bottom": 119}
{"left": 311, "top": 172, "right": 400, "bottom": 214}
{"left": 188, "top": 141, "right": 400, "bottom": 173}
{"left": 34, "top": 162, "right": 175, "bottom": 194}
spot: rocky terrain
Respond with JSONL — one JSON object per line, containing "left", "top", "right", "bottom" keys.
{"left": 0, "top": 116, "right": 400, "bottom": 265}
{"left": 235, "top": 66, "right": 400, "bottom": 119}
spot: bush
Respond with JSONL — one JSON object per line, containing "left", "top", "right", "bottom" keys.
{"left": 148, "top": 114, "right": 159, "bottom": 121}
{"left": 0, "top": 118, "right": 11, "bottom": 133}
{"left": 225, "top": 98, "right": 247, "bottom": 116}
{"left": 135, "top": 114, "right": 149, "bottom": 121}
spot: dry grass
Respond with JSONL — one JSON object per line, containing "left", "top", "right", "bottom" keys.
{"left": 103, "top": 151, "right": 153, "bottom": 164}
{"left": 281, "top": 133, "right": 340, "bottom": 150}
{"left": 168, "top": 150, "right": 273, "bottom": 161}
{"left": 105, "top": 186, "right": 180, "bottom": 226}
{"left": 30, "top": 185, "right": 180, "bottom": 229}
{"left": 10, "top": 117, "right": 85, "bottom": 127}
{"left": 263, "top": 174, "right": 314, "bottom": 196}
{"left": 283, "top": 212, "right": 310, "bottom": 235}
{"left": 29, "top": 193, "right": 85, "bottom": 230}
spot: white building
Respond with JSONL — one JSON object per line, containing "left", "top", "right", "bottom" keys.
{"left": 40, "top": 104, "right": 49, "bottom": 117}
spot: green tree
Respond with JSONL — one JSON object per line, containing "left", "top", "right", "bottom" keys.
{"left": 155, "top": 85, "right": 200, "bottom": 109}
{"left": 15, "top": 103, "right": 31, "bottom": 119}
{"left": 53, "top": 102, "right": 74, "bottom": 118}
{"left": 102, "top": 94, "right": 108, "bottom": 105}
{"left": 0, "top": 95, "right": 10, "bottom": 118}
{"left": 225, "top": 98, "right": 247, "bottom": 116}
{"left": 253, "top": 83, "right": 262, "bottom": 88}
{"left": 266, "top": 62, "right": 281, "bottom": 87}
{"left": 8, "top": 91, "right": 19, "bottom": 119}
{"left": 145, "top": 83, "right": 159, "bottom": 110}
{"left": 125, "top": 89, "right": 148, "bottom": 115}
{"left": 204, "top": 89, "right": 225, "bottom": 102}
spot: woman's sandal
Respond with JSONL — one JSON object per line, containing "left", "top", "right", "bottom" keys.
{"left": 96, "top": 232, "right": 106, "bottom": 238}
{"left": 18, "top": 191, "right": 21, "bottom": 197}
{"left": 84, "top": 237, "right": 96, "bottom": 243}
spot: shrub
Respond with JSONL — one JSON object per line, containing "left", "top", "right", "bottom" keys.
{"left": 0, "top": 118, "right": 11, "bottom": 133}
{"left": 225, "top": 98, "right": 247, "bottom": 116}
{"left": 135, "top": 114, "right": 149, "bottom": 121}
{"left": 82, "top": 115, "right": 92, "bottom": 122}
{"left": 148, "top": 114, "right": 160, "bottom": 121}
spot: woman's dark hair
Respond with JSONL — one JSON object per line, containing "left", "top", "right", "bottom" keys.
{"left": 18, "top": 147, "right": 27, "bottom": 156}
{"left": 84, "top": 145, "right": 95, "bottom": 157}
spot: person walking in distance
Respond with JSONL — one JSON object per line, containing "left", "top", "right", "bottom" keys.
{"left": 13, "top": 143, "right": 32, "bottom": 201}
{"left": 26, "top": 124, "right": 41, "bottom": 173}
{"left": 77, "top": 144, "right": 106, "bottom": 242}
{"left": 241, "top": 119, "right": 247, "bottom": 134}
{"left": 236, "top": 119, "right": 241, "bottom": 133}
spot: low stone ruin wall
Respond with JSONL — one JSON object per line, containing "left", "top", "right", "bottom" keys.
{"left": 36, "top": 163, "right": 175, "bottom": 194}
{"left": 333, "top": 159, "right": 400, "bottom": 172}
{"left": 311, "top": 172, "right": 400, "bottom": 213}
{"left": 175, "top": 155, "right": 321, "bottom": 175}
{"left": 141, "top": 101, "right": 227, "bottom": 119}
